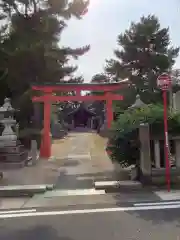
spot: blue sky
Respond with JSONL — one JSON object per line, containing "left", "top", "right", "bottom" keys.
{"left": 61, "top": 0, "right": 180, "bottom": 82}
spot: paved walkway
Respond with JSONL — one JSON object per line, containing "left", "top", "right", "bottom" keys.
{"left": 52, "top": 131, "right": 115, "bottom": 190}
{"left": 0, "top": 131, "right": 114, "bottom": 188}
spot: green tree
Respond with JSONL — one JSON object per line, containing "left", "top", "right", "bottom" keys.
{"left": 0, "top": 0, "right": 90, "bottom": 126}
{"left": 89, "top": 73, "right": 110, "bottom": 116}
{"left": 0, "top": 19, "right": 11, "bottom": 105}
{"left": 1, "top": 0, "right": 89, "bottom": 96}
{"left": 105, "top": 15, "right": 179, "bottom": 104}
{"left": 91, "top": 73, "right": 109, "bottom": 83}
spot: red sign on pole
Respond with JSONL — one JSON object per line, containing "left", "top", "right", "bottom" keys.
{"left": 157, "top": 72, "right": 171, "bottom": 192}
{"left": 157, "top": 73, "right": 172, "bottom": 91}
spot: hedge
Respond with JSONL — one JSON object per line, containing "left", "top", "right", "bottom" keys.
{"left": 106, "top": 104, "right": 180, "bottom": 167}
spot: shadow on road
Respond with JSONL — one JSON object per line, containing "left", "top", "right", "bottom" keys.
{"left": 128, "top": 208, "right": 180, "bottom": 225}
{"left": 109, "top": 191, "right": 180, "bottom": 225}
{"left": 55, "top": 170, "right": 116, "bottom": 189}
{"left": 0, "top": 225, "right": 73, "bottom": 240}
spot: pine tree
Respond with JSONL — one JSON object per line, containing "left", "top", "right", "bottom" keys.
{"left": 88, "top": 74, "right": 109, "bottom": 117}
{"left": 105, "top": 15, "right": 179, "bottom": 103}
{"left": 0, "top": 0, "right": 90, "bottom": 127}
{"left": 1, "top": 0, "right": 90, "bottom": 98}
{"left": 91, "top": 74, "right": 109, "bottom": 83}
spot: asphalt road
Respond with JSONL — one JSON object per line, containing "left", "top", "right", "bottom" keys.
{"left": 0, "top": 208, "right": 180, "bottom": 240}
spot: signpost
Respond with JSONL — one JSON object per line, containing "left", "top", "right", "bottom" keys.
{"left": 157, "top": 73, "right": 172, "bottom": 192}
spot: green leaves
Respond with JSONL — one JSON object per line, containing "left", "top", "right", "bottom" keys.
{"left": 0, "top": 0, "right": 90, "bottom": 128}
{"left": 109, "top": 104, "right": 180, "bottom": 166}
{"left": 67, "top": 0, "right": 89, "bottom": 19}
{"left": 0, "top": 0, "right": 90, "bottom": 90}
{"left": 105, "top": 14, "right": 179, "bottom": 104}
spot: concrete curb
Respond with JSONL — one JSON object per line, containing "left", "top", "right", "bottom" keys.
{"left": 94, "top": 180, "right": 180, "bottom": 192}
{"left": 94, "top": 180, "right": 143, "bottom": 192}
{"left": 0, "top": 184, "right": 54, "bottom": 197}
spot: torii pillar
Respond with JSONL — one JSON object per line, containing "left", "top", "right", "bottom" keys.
{"left": 40, "top": 93, "right": 51, "bottom": 158}
{"left": 106, "top": 92, "right": 114, "bottom": 129}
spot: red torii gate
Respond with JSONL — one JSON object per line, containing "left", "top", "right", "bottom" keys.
{"left": 32, "top": 81, "right": 129, "bottom": 158}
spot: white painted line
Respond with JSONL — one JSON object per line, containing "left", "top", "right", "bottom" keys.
{"left": 134, "top": 201, "right": 180, "bottom": 206}
{"left": 67, "top": 155, "right": 90, "bottom": 159}
{"left": 155, "top": 190, "right": 180, "bottom": 200}
{"left": 95, "top": 181, "right": 119, "bottom": 187}
{"left": 0, "top": 209, "right": 36, "bottom": 215}
{"left": 76, "top": 176, "right": 94, "bottom": 180}
{"left": 1, "top": 204, "right": 180, "bottom": 219}
{"left": 44, "top": 189, "right": 106, "bottom": 197}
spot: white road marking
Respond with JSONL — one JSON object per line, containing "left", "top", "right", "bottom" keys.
{"left": 0, "top": 209, "right": 36, "bottom": 214}
{"left": 134, "top": 201, "right": 180, "bottom": 206}
{"left": 76, "top": 176, "right": 94, "bottom": 180}
{"left": 1, "top": 204, "right": 180, "bottom": 219}
{"left": 154, "top": 190, "right": 180, "bottom": 200}
{"left": 43, "top": 189, "right": 106, "bottom": 197}
{"left": 95, "top": 181, "right": 119, "bottom": 187}
{"left": 67, "top": 155, "right": 91, "bottom": 159}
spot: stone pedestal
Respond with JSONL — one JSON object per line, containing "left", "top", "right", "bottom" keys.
{"left": 139, "top": 123, "right": 151, "bottom": 184}
{"left": 0, "top": 142, "right": 28, "bottom": 169}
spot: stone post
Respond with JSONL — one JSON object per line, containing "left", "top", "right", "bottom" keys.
{"left": 72, "top": 119, "right": 75, "bottom": 129}
{"left": 33, "top": 103, "right": 41, "bottom": 128}
{"left": 139, "top": 123, "right": 151, "bottom": 184}
{"left": 91, "top": 117, "right": 94, "bottom": 129}
{"left": 154, "top": 140, "right": 161, "bottom": 168}
{"left": 175, "top": 139, "right": 180, "bottom": 168}
{"left": 31, "top": 140, "right": 38, "bottom": 165}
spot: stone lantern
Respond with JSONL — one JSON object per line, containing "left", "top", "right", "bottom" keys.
{"left": 128, "top": 94, "right": 148, "bottom": 180}
{"left": 0, "top": 98, "right": 28, "bottom": 169}
{"left": 128, "top": 94, "right": 146, "bottom": 109}
{"left": 0, "top": 98, "right": 17, "bottom": 146}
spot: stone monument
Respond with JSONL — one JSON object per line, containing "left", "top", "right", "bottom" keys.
{"left": 0, "top": 98, "right": 28, "bottom": 169}
{"left": 139, "top": 123, "right": 151, "bottom": 184}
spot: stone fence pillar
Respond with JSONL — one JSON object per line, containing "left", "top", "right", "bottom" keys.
{"left": 154, "top": 140, "right": 161, "bottom": 168}
{"left": 139, "top": 123, "right": 151, "bottom": 184}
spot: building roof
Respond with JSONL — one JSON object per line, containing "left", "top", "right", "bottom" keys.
{"left": 67, "top": 103, "right": 96, "bottom": 116}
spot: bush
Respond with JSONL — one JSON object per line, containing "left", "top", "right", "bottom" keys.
{"left": 19, "top": 128, "right": 42, "bottom": 150}
{"left": 107, "top": 104, "right": 180, "bottom": 167}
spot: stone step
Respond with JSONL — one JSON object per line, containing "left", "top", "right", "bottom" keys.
{"left": 0, "top": 184, "right": 53, "bottom": 197}
{"left": 94, "top": 180, "right": 142, "bottom": 192}
{"left": 0, "top": 151, "right": 28, "bottom": 163}
{"left": 0, "top": 145, "right": 25, "bottom": 153}
{"left": 0, "top": 151, "right": 27, "bottom": 157}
